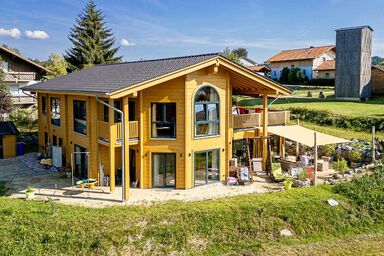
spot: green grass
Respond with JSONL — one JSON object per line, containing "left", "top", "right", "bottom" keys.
{"left": 237, "top": 96, "right": 384, "bottom": 117}
{"left": 1, "top": 164, "right": 384, "bottom": 255}
{"left": 300, "top": 121, "right": 384, "bottom": 141}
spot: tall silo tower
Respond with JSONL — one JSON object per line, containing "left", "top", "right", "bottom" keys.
{"left": 335, "top": 25, "right": 373, "bottom": 100}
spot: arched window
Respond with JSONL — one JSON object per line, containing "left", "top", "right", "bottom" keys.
{"left": 194, "top": 86, "right": 220, "bottom": 137}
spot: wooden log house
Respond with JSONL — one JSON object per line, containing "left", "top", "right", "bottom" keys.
{"left": 24, "top": 53, "right": 291, "bottom": 199}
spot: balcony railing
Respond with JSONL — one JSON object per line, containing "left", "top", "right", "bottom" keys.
{"left": 232, "top": 111, "right": 290, "bottom": 129}
{"left": 11, "top": 95, "right": 37, "bottom": 105}
{"left": 3, "top": 72, "right": 36, "bottom": 82}
{"left": 97, "top": 120, "right": 139, "bottom": 143}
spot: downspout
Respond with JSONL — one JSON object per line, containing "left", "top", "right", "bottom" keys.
{"left": 96, "top": 95, "right": 126, "bottom": 203}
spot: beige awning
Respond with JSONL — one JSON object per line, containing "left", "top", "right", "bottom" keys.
{"left": 267, "top": 125, "right": 350, "bottom": 147}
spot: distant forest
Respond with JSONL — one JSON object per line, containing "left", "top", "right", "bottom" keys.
{"left": 372, "top": 56, "right": 384, "bottom": 65}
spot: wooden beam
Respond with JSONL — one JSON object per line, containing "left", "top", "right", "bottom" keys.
{"left": 232, "top": 90, "right": 277, "bottom": 96}
{"left": 262, "top": 94, "right": 268, "bottom": 171}
{"left": 123, "top": 96, "right": 130, "bottom": 199}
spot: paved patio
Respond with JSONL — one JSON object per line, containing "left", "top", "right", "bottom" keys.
{"left": 1, "top": 154, "right": 282, "bottom": 207}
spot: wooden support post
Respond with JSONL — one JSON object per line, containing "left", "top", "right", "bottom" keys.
{"left": 314, "top": 132, "right": 318, "bottom": 186}
{"left": 139, "top": 91, "right": 144, "bottom": 189}
{"left": 108, "top": 99, "right": 116, "bottom": 192}
{"left": 123, "top": 96, "right": 130, "bottom": 199}
{"left": 296, "top": 119, "right": 300, "bottom": 158}
{"left": 372, "top": 126, "right": 376, "bottom": 164}
{"left": 262, "top": 94, "right": 268, "bottom": 171}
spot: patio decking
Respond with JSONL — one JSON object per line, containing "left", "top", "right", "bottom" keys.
{"left": 1, "top": 154, "right": 282, "bottom": 207}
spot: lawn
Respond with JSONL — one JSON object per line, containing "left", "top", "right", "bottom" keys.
{"left": 299, "top": 121, "right": 384, "bottom": 141}
{"left": 1, "top": 164, "right": 384, "bottom": 255}
{"left": 237, "top": 95, "right": 384, "bottom": 117}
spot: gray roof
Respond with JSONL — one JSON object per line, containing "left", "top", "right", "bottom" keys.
{"left": 0, "top": 121, "right": 19, "bottom": 135}
{"left": 336, "top": 25, "right": 373, "bottom": 32}
{"left": 24, "top": 53, "right": 221, "bottom": 94}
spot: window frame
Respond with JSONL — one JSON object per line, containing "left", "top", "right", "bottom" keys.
{"left": 194, "top": 148, "right": 220, "bottom": 186}
{"left": 194, "top": 86, "right": 220, "bottom": 138}
{"left": 151, "top": 102, "right": 176, "bottom": 139}
{"left": 50, "top": 97, "right": 61, "bottom": 127}
{"left": 73, "top": 100, "right": 87, "bottom": 135}
{"left": 151, "top": 152, "right": 176, "bottom": 188}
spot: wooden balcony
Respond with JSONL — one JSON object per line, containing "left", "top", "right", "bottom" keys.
{"left": 232, "top": 111, "right": 290, "bottom": 129}
{"left": 11, "top": 95, "right": 36, "bottom": 105}
{"left": 3, "top": 72, "right": 36, "bottom": 82}
{"left": 97, "top": 120, "right": 139, "bottom": 144}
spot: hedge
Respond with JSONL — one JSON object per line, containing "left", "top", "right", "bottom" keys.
{"left": 288, "top": 107, "right": 384, "bottom": 132}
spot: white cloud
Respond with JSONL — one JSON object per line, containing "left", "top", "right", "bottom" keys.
{"left": 25, "top": 30, "right": 49, "bottom": 40}
{"left": 120, "top": 38, "right": 136, "bottom": 46}
{"left": 0, "top": 28, "right": 21, "bottom": 38}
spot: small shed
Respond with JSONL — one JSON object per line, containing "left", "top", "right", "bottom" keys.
{"left": 0, "top": 121, "right": 19, "bottom": 159}
{"left": 371, "top": 66, "right": 384, "bottom": 95}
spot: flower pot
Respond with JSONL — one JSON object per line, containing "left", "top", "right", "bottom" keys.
{"left": 25, "top": 192, "right": 35, "bottom": 200}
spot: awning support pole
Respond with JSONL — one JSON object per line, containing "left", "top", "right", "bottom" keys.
{"left": 314, "top": 132, "right": 318, "bottom": 186}
{"left": 372, "top": 126, "right": 376, "bottom": 164}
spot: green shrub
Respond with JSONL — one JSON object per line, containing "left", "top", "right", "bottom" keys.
{"left": 334, "top": 162, "right": 384, "bottom": 219}
{"left": 333, "top": 159, "right": 349, "bottom": 174}
{"left": 288, "top": 107, "right": 384, "bottom": 132}
{"left": 322, "top": 144, "right": 336, "bottom": 157}
{"left": 349, "top": 150, "right": 362, "bottom": 163}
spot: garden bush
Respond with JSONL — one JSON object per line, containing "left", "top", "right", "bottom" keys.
{"left": 289, "top": 107, "right": 384, "bottom": 132}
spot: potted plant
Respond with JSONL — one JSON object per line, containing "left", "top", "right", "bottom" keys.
{"left": 349, "top": 149, "right": 362, "bottom": 168}
{"left": 284, "top": 179, "right": 293, "bottom": 190}
{"left": 25, "top": 186, "right": 35, "bottom": 200}
{"left": 333, "top": 159, "right": 348, "bottom": 177}
{"left": 322, "top": 144, "right": 336, "bottom": 162}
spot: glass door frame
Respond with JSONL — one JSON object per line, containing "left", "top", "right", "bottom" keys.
{"left": 151, "top": 152, "right": 176, "bottom": 188}
{"left": 194, "top": 148, "right": 220, "bottom": 186}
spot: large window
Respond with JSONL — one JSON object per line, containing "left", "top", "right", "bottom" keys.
{"left": 194, "top": 149, "right": 220, "bottom": 186}
{"left": 151, "top": 103, "right": 176, "bottom": 138}
{"left": 51, "top": 97, "right": 60, "bottom": 126}
{"left": 194, "top": 86, "right": 219, "bottom": 137}
{"left": 73, "top": 100, "right": 87, "bottom": 135}
{"left": 152, "top": 153, "right": 176, "bottom": 188}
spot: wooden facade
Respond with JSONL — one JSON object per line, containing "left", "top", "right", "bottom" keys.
{"left": 32, "top": 55, "right": 291, "bottom": 199}
{"left": 371, "top": 66, "right": 384, "bottom": 95}
{"left": 335, "top": 26, "right": 373, "bottom": 100}
{"left": 0, "top": 45, "right": 48, "bottom": 106}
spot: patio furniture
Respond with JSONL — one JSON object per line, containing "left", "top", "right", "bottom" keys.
{"left": 271, "top": 162, "right": 285, "bottom": 182}
{"left": 76, "top": 178, "right": 98, "bottom": 189}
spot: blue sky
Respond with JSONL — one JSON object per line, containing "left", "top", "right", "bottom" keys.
{"left": 1, "top": 0, "right": 384, "bottom": 63}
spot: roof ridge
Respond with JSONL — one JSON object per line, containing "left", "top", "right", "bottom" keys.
{"left": 279, "top": 45, "right": 335, "bottom": 52}
{"left": 96, "top": 52, "right": 222, "bottom": 66}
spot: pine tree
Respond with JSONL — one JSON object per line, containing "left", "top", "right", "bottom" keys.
{"left": 64, "top": 0, "right": 122, "bottom": 72}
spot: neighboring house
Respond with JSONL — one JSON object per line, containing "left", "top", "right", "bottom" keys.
{"left": 238, "top": 56, "right": 257, "bottom": 67}
{"left": 0, "top": 121, "right": 19, "bottom": 159}
{"left": 371, "top": 66, "right": 384, "bottom": 95}
{"left": 238, "top": 57, "right": 270, "bottom": 77}
{"left": 314, "top": 60, "right": 335, "bottom": 79}
{"left": 0, "top": 45, "right": 49, "bottom": 106}
{"left": 247, "top": 65, "right": 270, "bottom": 77}
{"left": 266, "top": 45, "right": 336, "bottom": 80}
{"left": 24, "top": 53, "right": 291, "bottom": 199}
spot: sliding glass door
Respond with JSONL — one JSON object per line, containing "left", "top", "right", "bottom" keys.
{"left": 74, "top": 145, "right": 88, "bottom": 179}
{"left": 152, "top": 153, "right": 176, "bottom": 188}
{"left": 194, "top": 149, "right": 220, "bottom": 186}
